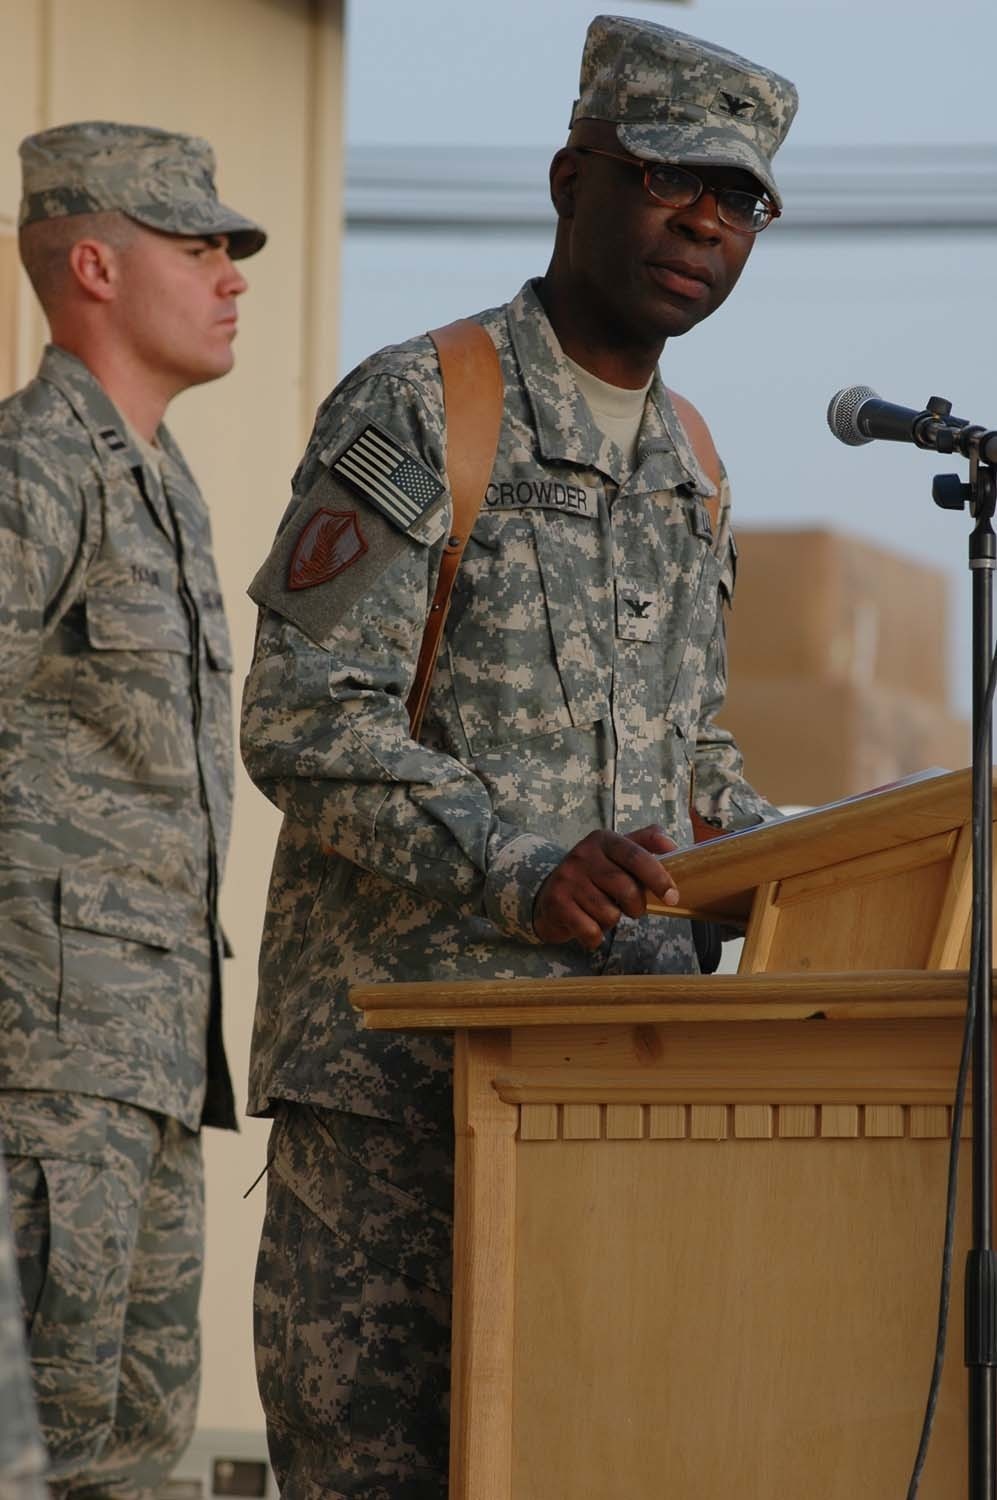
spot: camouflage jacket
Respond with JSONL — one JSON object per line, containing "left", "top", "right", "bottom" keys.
{"left": 242, "top": 280, "right": 776, "bottom": 1130}
{"left": 0, "top": 347, "right": 235, "bottom": 1131}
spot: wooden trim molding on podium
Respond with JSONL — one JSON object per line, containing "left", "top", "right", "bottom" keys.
{"left": 349, "top": 766, "right": 991, "bottom": 1499}
{"left": 356, "top": 969, "right": 980, "bottom": 1031}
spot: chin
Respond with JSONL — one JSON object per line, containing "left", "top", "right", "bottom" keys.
{"left": 626, "top": 293, "right": 705, "bottom": 345}
{"left": 194, "top": 350, "right": 237, "bottom": 384}
{"left": 174, "top": 366, "right": 231, "bottom": 394}
{"left": 657, "top": 317, "right": 701, "bottom": 341}
{"left": 653, "top": 304, "right": 712, "bottom": 340}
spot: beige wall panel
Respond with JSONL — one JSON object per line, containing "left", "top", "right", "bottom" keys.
{"left": 1, "top": 0, "right": 346, "bottom": 1435}
{"left": 0, "top": 1, "right": 44, "bottom": 221}
{"left": 0, "top": 236, "right": 20, "bottom": 397}
{"left": 0, "top": 1, "right": 47, "bottom": 382}
{"left": 299, "top": 0, "right": 347, "bottom": 429}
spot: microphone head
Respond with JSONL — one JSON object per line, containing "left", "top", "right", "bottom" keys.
{"left": 827, "top": 385, "right": 879, "bottom": 446}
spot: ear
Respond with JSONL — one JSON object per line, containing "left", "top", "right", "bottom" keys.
{"left": 548, "top": 147, "right": 580, "bottom": 221}
{"left": 67, "top": 239, "right": 120, "bottom": 304}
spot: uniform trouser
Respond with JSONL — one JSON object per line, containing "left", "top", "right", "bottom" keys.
{"left": 254, "top": 1103, "right": 454, "bottom": 1500}
{"left": 0, "top": 1091, "right": 203, "bottom": 1500}
{"left": 0, "top": 1155, "right": 47, "bottom": 1500}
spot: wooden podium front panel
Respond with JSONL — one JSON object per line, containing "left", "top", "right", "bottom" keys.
{"left": 450, "top": 1017, "right": 974, "bottom": 1500}
{"left": 510, "top": 1124, "right": 964, "bottom": 1500}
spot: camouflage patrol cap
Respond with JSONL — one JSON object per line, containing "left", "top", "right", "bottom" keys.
{"left": 571, "top": 15, "right": 798, "bottom": 207}
{"left": 18, "top": 120, "right": 266, "bottom": 258}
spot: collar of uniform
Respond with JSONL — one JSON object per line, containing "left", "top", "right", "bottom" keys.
{"left": 505, "top": 283, "right": 713, "bottom": 498}
{"left": 38, "top": 344, "right": 177, "bottom": 536}
{"left": 625, "top": 379, "right": 717, "bottom": 500}
{"left": 505, "top": 280, "right": 627, "bottom": 481}
{"left": 156, "top": 430, "right": 202, "bottom": 520}
{"left": 38, "top": 345, "right": 147, "bottom": 467}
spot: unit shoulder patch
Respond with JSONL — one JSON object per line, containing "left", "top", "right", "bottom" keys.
{"left": 288, "top": 508, "right": 368, "bottom": 591}
{"left": 330, "top": 423, "right": 444, "bottom": 533}
{"left": 248, "top": 454, "right": 446, "bottom": 654}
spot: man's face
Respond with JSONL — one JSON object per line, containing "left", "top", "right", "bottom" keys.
{"left": 113, "top": 226, "right": 248, "bottom": 389}
{"left": 556, "top": 127, "right": 761, "bottom": 348}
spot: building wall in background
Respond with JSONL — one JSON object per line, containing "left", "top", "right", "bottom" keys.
{"left": 0, "top": 0, "right": 346, "bottom": 1439}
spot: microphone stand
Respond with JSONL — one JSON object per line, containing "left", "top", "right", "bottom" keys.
{"left": 932, "top": 405, "right": 997, "bottom": 1499}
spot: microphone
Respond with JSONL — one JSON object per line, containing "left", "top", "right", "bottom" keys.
{"left": 827, "top": 385, "right": 997, "bottom": 464}
{"left": 827, "top": 386, "right": 969, "bottom": 448}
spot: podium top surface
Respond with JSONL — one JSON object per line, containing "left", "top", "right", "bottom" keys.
{"left": 646, "top": 766, "right": 981, "bottom": 920}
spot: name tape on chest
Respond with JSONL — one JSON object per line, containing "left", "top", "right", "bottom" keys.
{"left": 484, "top": 478, "right": 598, "bottom": 515}
{"left": 331, "top": 424, "right": 444, "bottom": 533}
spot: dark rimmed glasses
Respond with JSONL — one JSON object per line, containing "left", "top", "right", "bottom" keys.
{"left": 575, "top": 147, "right": 780, "bottom": 235}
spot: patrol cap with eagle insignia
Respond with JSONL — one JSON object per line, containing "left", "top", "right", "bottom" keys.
{"left": 18, "top": 120, "right": 266, "bottom": 258}
{"left": 571, "top": 14, "right": 798, "bottom": 208}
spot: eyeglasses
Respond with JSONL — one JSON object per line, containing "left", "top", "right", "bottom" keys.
{"left": 574, "top": 147, "right": 780, "bottom": 235}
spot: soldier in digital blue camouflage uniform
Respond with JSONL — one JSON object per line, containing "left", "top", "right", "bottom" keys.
{"left": 242, "top": 15, "right": 797, "bottom": 1498}
{"left": 0, "top": 122, "right": 265, "bottom": 1498}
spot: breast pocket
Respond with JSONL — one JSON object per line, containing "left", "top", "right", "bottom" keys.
{"left": 445, "top": 511, "right": 610, "bottom": 756}
{"left": 613, "top": 525, "right": 722, "bottom": 743}
{"left": 68, "top": 586, "right": 197, "bottom": 787}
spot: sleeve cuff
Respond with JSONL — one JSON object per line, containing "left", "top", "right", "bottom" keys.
{"left": 726, "top": 796, "right": 783, "bottom": 829}
{"left": 483, "top": 832, "right": 566, "bottom": 944}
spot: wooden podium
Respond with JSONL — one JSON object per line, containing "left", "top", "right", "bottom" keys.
{"left": 351, "top": 768, "right": 990, "bottom": 1499}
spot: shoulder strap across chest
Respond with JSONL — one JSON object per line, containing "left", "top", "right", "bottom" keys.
{"left": 665, "top": 386, "right": 722, "bottom": 537}
{"left": 406, "top": 319, "right": 504, "bottom": 736}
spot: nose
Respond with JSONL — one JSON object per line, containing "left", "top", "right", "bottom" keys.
{"left": 667, "top": 188, "right": 725, "bottom": 245}
{"left": 220, "top": 256, "right": 249, "bottom": 297}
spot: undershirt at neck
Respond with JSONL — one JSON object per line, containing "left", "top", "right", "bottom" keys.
{"left": 564, "top": 354, "right": 653, "bottom": 470}
{"left": 123, "top": 418, "right": 164, "bottom": 482}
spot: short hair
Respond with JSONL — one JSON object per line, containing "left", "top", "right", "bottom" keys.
{"left": 18, "top": 210, "right": 138, "bottom": 309}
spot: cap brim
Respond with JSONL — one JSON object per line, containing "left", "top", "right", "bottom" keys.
{"left": 125, "top": 199, "right": 267, "bottom": 258}
{"left": 617, "top": 122, "right": 782, "bottom": 209}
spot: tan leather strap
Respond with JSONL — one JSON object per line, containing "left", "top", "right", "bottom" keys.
{"left": 405, "top": 319, "right": 504, "bottom": 736}
{"left": 666, "top": 387, "right": 732, "bottom": 844}
{"left": 666, "top": 386, "right": 723, "bottom": 535}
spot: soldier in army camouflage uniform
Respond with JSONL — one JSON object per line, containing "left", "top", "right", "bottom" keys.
{"left": 0, "top": 123, "right": 265, "bottom": 1497}
{"left": 242, "top": 16, "right": 797, "bottom": 1498}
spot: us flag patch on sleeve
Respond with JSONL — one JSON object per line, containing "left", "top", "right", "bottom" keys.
{"left": 331, "top": 424, "right": 445, "bottom": 532}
